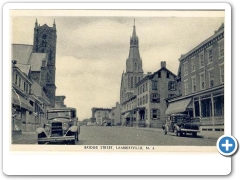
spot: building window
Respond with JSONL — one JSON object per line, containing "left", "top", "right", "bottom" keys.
{"left": 208, "top": 49, "right": 213, "bottom": 64}
{"left": 168, "top": 81, "right": 176, "bottom": 91}
{"left": 191, "top": 59, "right": 196, "bottom": 72}
{"left": 208, "top": 69, "right": 214, "bottom": 88}
{"left": 146, "top": 94, "right": 148, "bottom": 103}
{"left": 200, "top": 73, "right": 205, "bottom": 90}
{"left": 146, "top": 81, "right": 148, "bottom": 91}
{"left": 140, "top": 85, "right": 142, "bottom": 94}
{"left": 168, "top": 94, "right": 175, "bottom": 98}
{"left": 166, "top": 72, "right": 170, "bottom": 78}
{"left": 24, "top": 82, "right": 26, "bottom": 91}
{"left": 128, "top": 76, "right": 130, "bottom": 88}
{"left": 26, "top": 84, "right": 29, "bottom": 94}
{"left": 150, "top": 93, "right": 160, "bottom": 103}
{"left": 184, "top": 62, "right": 188, "bottom": 76}
{"left": 143, "top": 83, "right": 145, "bottom": 92}
{"left": 151, "top": 109, "right": 160, "bottom": 119}
{"left": 158, "top": 71, "right": 161, "bottom": 78}
{"left": 135, "top": 77, "right": 137, "bottom": 87}
{"left": 218, "top": 40, "right": 224, "bottom": 58}
{"left": 184, "top": 79, "right": 188, "bottom": 95}
{"left": 143, "top": 96, "right": 145, "bottom": 104}
{"left": 15, "top": 74, "right": 18, "bottom": 84}
{"left": 219, "top": 65, "right": 224, "bottom": 84}
{"left": 199, "top": 52, "right": 204, "bottom": 68}
{"left": 201, "top": 98, "right": 212, "bottom": 117}
{"left": 138, "top": 98, "right": 139, "bottom": 106}
{"left": 152, "top": 81, "right": 158, "bottom": 90}
{"left": 214, "top": 95, "right": 224, "bottom": 116}
{"left": 194, "top": 100, "right": 200, "bottom": 117}
{"left": 18, "top": 77, "right": 21, "bottom": 87}
{"left": 140, "top": 97, "right": 142, "bottom": 105}
{"left": 192, "top": 76, "right": 196, "bottom": 93}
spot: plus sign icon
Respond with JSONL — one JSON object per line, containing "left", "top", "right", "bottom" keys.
{"left": 217, "top": 135, "right": 238, "bottom": 156}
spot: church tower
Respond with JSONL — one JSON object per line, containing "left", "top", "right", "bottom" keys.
{"left": 33, "top": 19, "right": 57, "bottom": 107}
{"left": 120, "top": 20, "right": 144, "bottom": 104}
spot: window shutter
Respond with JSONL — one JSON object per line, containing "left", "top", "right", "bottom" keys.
{"left": 168, "top": 82, "right": 171, "bottom": 90}
{"left": 150, "top": 109, "right": 153, "bottom": 119}
{"left": 157, "top": 109, "right": 160, "bottom": 119}
{"left": 145, "top": 109, "right": 148, "bottom": 119}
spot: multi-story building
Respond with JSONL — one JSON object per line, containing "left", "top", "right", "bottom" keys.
{"left": 135, "top": 61, "right": 178, "bottom": 128}
{"left": 12, "top": 60, "right": 51, "bottom": 132}
{"left": 165, "top": 23, "right": 224, "bottom": 130}
{"left": 12, "top": 19, "right": 57, "bottom": 108}
{"left": 110, "top": 102, "right": 121, "bottom": 126}
{"left": 91, "top": 108, "right": 111, "bottom": 126}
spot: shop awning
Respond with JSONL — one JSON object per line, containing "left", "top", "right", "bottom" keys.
{"left": 165, "top": 98, "right": 192, "bottom": 115}
{"left": 12, "top": 91, "right": 34, "bottom": 112}
{"left": 122, "top": 112, "right": 131, "bottom": 119}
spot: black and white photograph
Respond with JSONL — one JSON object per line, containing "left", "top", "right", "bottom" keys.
{"left": 10, "top": 9, "right": 225, "bottom": 148}
{"left": 3, "top": 2, "right": 235, "bottom": 176}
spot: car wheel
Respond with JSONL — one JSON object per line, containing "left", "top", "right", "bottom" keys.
{"left": 69, "top": 140, "right": 75, "bottom": 145}
{"left": 174, "top": 128, "right": 178, "bottom": 136}
{"left": 38, "top": 141, "right": 45, "bottom": 145}
{"left": 192, "top": 132, "right": 197, "bottom": 137}
{"left": 76, "top": 132, "right": 79, "bottom": 141}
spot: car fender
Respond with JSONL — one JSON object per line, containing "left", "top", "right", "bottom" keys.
{"left": 173, "top": 124, "right": 180, "bottom": 131}
{"left": 36, "top": 127, "right": 45, "bottom": 134}
{"left": 68, "top": 125, "right": 78, "bottom": 133}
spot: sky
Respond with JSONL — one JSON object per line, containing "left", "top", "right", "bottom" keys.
{"left": 11, "top": 10, "right": 224, "bottom": 120}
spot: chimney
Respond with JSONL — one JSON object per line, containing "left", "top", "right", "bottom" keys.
{"left": 161, "top": 61, "right": 166, "bottom": 68}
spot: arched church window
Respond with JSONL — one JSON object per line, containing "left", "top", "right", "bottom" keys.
{"left": 42, "top": 40, "right": 47, "bottom": 47}
{"left": 135, "top": 62, "right": 137, "bottom": 71}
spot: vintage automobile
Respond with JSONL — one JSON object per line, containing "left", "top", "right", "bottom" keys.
{"left": 162, "top": 114, "right": 200, "bottom": 137}
{"left": 36, "top": 107, "right": 80, "bottom": 145}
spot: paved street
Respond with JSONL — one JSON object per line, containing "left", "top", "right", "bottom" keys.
{"left": 78, "top": 126, "right": 221, "bottom": 146}
{"left": 12, "top": 126, "right": 223, "bottom": 146}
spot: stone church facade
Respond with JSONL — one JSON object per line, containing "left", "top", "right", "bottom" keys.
{"left": 32, "top": 19, "right": 57, "bottom": 107}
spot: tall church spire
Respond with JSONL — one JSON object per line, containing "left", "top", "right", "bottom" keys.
{"left": 126, "top": 19, "right": 143, "bottom": 73}
{"left": 35, "top": 18, "right": 38, "bottom": 28}
{"left": 130, "top": 19, "right": 138, "bottom": 47}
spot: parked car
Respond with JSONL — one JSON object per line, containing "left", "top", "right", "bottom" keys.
{"left": 36, "top": 107, "right": 80, "bottom": 145}
{"left": 162, "top": 114, "right": 200, "bottom": 137}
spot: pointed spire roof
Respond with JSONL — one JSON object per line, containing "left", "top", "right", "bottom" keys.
{"left": 132, "top": 19, "right": 137, "bottom": 39}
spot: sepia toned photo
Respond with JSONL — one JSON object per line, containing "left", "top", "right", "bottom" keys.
{"left": 10, "top": 9, "right": 225, "bottom": 151}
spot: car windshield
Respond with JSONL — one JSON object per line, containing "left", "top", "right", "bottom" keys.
{"left": 47, "top": 111, "right": 71, "bottom": 120}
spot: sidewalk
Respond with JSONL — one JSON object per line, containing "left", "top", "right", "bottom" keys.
{"left": 12, "top": 131, "right": 37, "bottom": 144}
{"left": 118, "top": 126, "right": 224, "bottom": 140}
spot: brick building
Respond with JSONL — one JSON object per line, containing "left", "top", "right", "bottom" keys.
{"left": 165, "top": 23, "right": 224, "bottom": 130}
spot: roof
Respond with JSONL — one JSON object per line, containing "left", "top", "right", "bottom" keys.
{"left": 31, "top": 80, "right": 42, "bottom": 96}
{"left": 15, "top": 64, "right": 31, "bottom": 76}
{"left": 29, "top": 53, "right": 48, "bottom": 71}
{"left": 179, "top": 23, "right": 224, "bottom": 61}
{"left": 136, "top": 66, "right": 177, "bottom": 86}
{"left": 12, "top": 44, "right": 33, "bottom": 64}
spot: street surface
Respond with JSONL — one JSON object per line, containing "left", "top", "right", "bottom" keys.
{"left": 12, "top": 126, "right": 222, "bottom": 146}
{"left": 78, "top": 126, "right": 219, "bottom": 146}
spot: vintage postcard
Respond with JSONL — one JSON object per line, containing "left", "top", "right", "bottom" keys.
{"left": 3, "top": 3, "right": 232, "bottom": 175}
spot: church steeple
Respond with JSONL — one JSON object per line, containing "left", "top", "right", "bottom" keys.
{"left": 130, "top": 19, "right": 138, "bottom": 47}
{"left": 35, "top": 18, "right": 38, "bottom": 28}
{"left": 126, "top": 20, "right": 143, "bottom": 73}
